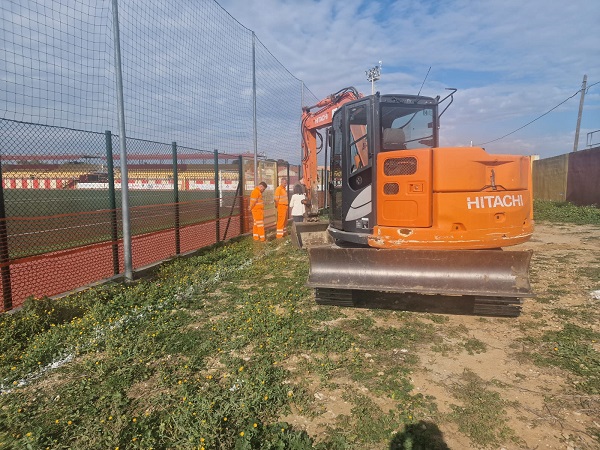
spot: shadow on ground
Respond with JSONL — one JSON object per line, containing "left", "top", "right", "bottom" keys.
{"left": 389, "top": 421, "right": 451, "bottom": 450}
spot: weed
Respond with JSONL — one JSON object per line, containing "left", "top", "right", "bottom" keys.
{"left": 447, "top": 370, "right": 517, "bottom": 448}
{"left": 577, "top": 264, "right": 600, "bottom": 282}
{"left": 533, "top": 200, "right": 600, "bottom": 225}
{"left": 1, "top": 221, "right": 597, "bottom": 448}
{"left": 528, "top": 324, "right": 600, "bottom": 394}
{"left": 463, "top": 337, "right": 487, "bottom": 355}
{"left": 0, "top": 237, "right": 440, "bottom": 449}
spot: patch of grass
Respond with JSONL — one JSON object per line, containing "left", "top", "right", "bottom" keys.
{"left": 528, "top": 324, "right": 600, "bottom": 394}
{"left": 335, "top": 393, "right": 400, "bottom": 444}
{"left": 553, "top": 307, "right": 579, "bottom": 319}
{"left": 533, "top": 200, "right": 600, "bottom": 225}
{"left": 3, "top": 220, "right": 599, "bottom": 448}
{"left": 577, "top": 263, "right": 600, "bottom": 282}
{"left": 462, "top": 337, "right": 487, "bottom": 355}
{"left": 430, "top": 342, "right": 454, "bottom": 355}
{"left": 0, "top": 237, "right": 441, "bottom": 449}
{"left": 447, "top": 370, "right": 517, "bottom": 448}
{"left": 533, "top": 295, "right": 554, "bottom": 304}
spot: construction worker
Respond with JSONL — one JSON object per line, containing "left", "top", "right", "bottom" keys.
{"left": 274, "top": 178, "right": 289, "bottom": 238}
{"left": 249, "top": 181, "right": 267, "bottom": 241}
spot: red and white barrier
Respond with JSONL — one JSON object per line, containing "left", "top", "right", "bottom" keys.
{"left": 2, "top": 178, "right": 239, "bottom": 191}
{"left": 2, "top": 178, "right": 73, "bottom": 189}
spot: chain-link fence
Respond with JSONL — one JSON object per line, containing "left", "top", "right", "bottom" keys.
{"left": 0, "top": 0, "right": 320, "bottom": 311}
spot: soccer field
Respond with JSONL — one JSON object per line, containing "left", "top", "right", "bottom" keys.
{"left": 2, "top": 189, "right": 241, "bottom": 259}
{"left": 3, "top": 189, "right": 226, "bottom": 217}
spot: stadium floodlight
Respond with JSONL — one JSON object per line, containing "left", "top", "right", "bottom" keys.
{"left": 366, "top": 61, "right": 382, "bottom": 95}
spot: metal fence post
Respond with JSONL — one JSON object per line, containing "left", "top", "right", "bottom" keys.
{"left": 214, "top": 149, "right": 220, "bottom": 243}
{"left": 252, "top": 32, "right": 258, "bottom": 184}
{"left": 106, "top": 130, "right": 120, "bottom": 275}
{"left": 0, "top": 159, "right": 12, "bottom": 311}
{"left": 112, "top": 0, "right": 133, "bottom": 281}
{"left": 172, "top": 142, "right": 180, "bottom": 255}
{"left": 239, "top": 155, "right": 245, "bottom": 234}
{"left": 287, "top": 162, "right": 290, "bottom": 195}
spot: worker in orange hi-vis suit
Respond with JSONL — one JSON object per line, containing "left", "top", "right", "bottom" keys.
{"left": 274, "top": 178, "right": 289, "bottom": 238}
{"left": 249, "top": 181, "right": 267, "bottom": 241}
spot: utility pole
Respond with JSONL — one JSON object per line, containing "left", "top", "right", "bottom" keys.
{"left": 573, "top": 74, "right": 587, "bottom": 152}
{"left": 366, "top": 61, "right": 382, "bottom": 95}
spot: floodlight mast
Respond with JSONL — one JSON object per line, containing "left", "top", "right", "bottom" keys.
{"left": 366, "top": 61, "right": 382, "bottom": 95}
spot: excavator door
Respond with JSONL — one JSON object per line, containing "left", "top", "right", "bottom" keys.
{"left": 329, "top": 99, "right": 374, "bottom": 243}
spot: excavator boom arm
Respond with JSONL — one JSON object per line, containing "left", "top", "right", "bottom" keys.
{"left": 301, "top": 87, "right": 361, "bottom": 214}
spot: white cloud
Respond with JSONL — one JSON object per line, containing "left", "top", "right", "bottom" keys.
{"left": 217, "top": 0, "right": 600, "bottom": 157}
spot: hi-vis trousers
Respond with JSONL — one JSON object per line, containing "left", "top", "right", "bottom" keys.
{"left": 276, "top": 204, "right": 288, "bottom": 238}
{"left": 252, "top": 209, "right": 265, "bottom": 241}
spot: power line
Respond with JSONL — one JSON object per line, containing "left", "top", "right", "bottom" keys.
{"left": 586, "top": 80, "right": 600, "bottom": 92}
{"left": 477, "top": 83, "right": 595, "bottom": 146}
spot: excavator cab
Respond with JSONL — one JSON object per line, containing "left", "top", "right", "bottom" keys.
{"left": 328, "top": 94, "right": 443, "bottom": 244}
{"left": 297, "top": 89, "right": 534, "bottom": 316}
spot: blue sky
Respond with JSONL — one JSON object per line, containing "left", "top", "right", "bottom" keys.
{"left": 219, "top": 0, "right": 600, "bottom": 159}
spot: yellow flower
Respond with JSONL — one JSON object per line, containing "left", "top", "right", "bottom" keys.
{"left": 223, "top": 417, "right": 228, "bottom": 421}
{"left": 253, "top": 423, "right": 258, "bottom": 428}
{"left": 132, "top": 418, "right": 137, "bottom": 423}
{"left": 239, "top": 366, "right": 244, "bottom": 372}
{"left": 240, "top": 431, "right": 245, "bottom": 437}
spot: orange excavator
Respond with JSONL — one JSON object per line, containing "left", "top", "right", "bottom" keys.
{"left": 293, "top": 87, "right": 534, "bottom": 316}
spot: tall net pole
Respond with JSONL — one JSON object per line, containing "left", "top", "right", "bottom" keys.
{"left": 111, "top": 0, "right": 133, "bottom": 280}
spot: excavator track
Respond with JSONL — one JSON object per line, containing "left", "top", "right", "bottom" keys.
{"left": 314, "top": 288, "right": 355, "bottom": 307}
{"left": 315, "top": 289, "right": 523, "bottom": 317}
{"left": 472, "top": 297, "right": 522, "bottom": 317}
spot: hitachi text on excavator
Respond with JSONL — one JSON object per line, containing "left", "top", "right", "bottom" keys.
{"left": 292, "top": 87, "right": 534, "bottom": 316}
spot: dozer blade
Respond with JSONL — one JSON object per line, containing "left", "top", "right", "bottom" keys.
{"left": 290, "top": 221, "right": 332, "bottom": 248}
{"left": 307, "top": 247, "right": 533, "bottom": 312}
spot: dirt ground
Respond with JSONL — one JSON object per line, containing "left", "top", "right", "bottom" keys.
{"left": 411, "top": 223, "right": 600, "bottom": 449}
{"left": 282, "top": 222, "right": 600, "bottom": 449}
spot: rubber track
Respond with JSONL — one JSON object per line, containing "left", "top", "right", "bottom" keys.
{"left": 315, "top": 288, "right": 523, "bottom": 317}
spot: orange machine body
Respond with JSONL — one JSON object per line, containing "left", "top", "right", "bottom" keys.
{"left": 301, "top": 89, "right": 533, "bottom": 252}
{"left": 372, "top": 146, "right": 533, "bottom": 249}
{"left": 298, "top": 89, "right": 534, "bottom": 314}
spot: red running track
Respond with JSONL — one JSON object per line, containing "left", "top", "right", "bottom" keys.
{"left": 0, "top": 216, "right": 244, "bottom": 311}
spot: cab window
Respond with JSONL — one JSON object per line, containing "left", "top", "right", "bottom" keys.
{"left": 347, "top": 104, "right": 370, "bottom": 173}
